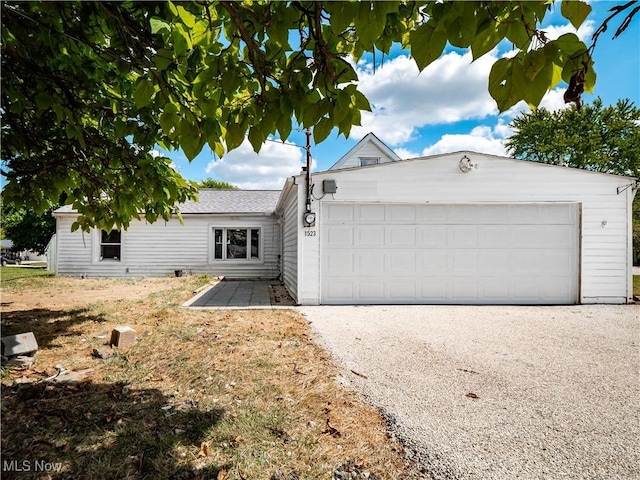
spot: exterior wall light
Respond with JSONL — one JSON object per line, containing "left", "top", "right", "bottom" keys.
{"left": 459, "top": 155, "right": 479, "bottom": 173}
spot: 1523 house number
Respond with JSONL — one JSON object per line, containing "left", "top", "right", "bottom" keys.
{"left": 304, "top": 230, "right": 316, "bottom": 237}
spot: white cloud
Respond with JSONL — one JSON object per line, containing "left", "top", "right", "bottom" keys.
{"left": 421, "top": 121, "right": 512, "bottom": 157}
{"left": 205, "top": 139, "right": 304, "bottom": 189}
{"left": 351, "top": 51, "right": 500, "bottom": 145}
{"left": 541, "top": 19, "right": 595, "bottom": 42}
{"left": 394, "top": 147, "right": 421, "bottom": 159}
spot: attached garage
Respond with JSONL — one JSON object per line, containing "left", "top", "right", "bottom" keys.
{"left": 321, "top": 202, "right": 580, "bottom": 305}
{"left": 276, "top": 146, "right": 636, "bottom": 305}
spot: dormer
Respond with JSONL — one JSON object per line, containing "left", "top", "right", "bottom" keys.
{"left": 328, "top": 132, "right": 401, "bottom": 170}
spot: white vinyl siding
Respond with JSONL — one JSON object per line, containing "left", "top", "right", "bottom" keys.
{"left": 54, "top": 214, "right": 280, "bottom": 278}
{"left": 280, "top": 184, "right": 299, "bottom": 303}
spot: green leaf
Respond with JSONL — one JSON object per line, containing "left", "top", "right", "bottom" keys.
{"left": 134, "top": 78, "right": 155, "bottom": 108}
{"left": 150, "top": 17, "right": 171, "bottom": 34}
{"left": 277, "top": 114, "right": 292, "bottom": 141}
{"left": 353, "top": 90, "right": 371, "bottom": 111}
{"left": 410, "top": 24, "right": 447, "bottom": 71}
{"left": 35, "top": 93, "right": 51, "bottom": 110}
{"left": 523, "top": 48, "right": 547, "bottom": 81}
{"left": 489, "top": 57, "right": 525, "bottom": 112}
{"left": 313, "top": 117, "right": 333, "bottom": 144}
{"left": 225, "top": 122, "right": 245, "bottom": 151}
{"left": 154, "top": 49, "right": 173, "bottom": 71}
{"left": 159, "top": 103, "right": 179, "bottom": 136}
{"left": 176, "top": 5, "right": 196, "bottom": 28}
{"left": 561, "top": 0, "right": 592, "bottom": 29}
{"left": 248, "top": 124, "right": 265, "bottom": 152}
{"left": 554, "top": 33, "right": 586, "bottom": 56}
{"left": 471, "top": 19, "right": 502, "bottom": 60}
{"left": 178, "top": 120, "right": 205, "bottom": 160}
{"left": 208, "top": 136, "right": 226, "bottom": 158}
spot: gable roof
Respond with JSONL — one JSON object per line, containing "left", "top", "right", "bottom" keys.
{"left": 54, "top": 189, "right": 282, "bottom": 216}
{"left": 328, "top": 132, "right": 401, "bottom": 170}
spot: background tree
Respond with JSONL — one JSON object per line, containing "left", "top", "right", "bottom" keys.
{"left": 505, "top": 98, "right": 640, "bottom": 262}
{"left": 2, "top": 1, "right": 636, "bottom": 231}
{"left": 0, "top": 201, "right": 57, "bottom": 255}
{"left": 197, "top": 179, "right": 239, "bottom": 190}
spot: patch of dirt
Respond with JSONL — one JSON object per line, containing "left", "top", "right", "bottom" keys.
{"left": 1, "top": 277, "right": 184, "bottom": 312}
{"left": 269, "top": 283, "right": 296, "bottom": 306}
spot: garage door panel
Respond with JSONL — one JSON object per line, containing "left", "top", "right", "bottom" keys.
{"left": 322, "top": 203, "right": 578, "bottom": 305}
{"left": 418, "top": 226, "right": 447, "bottom": 247}
{"left": 324, "top": 280, "right": 354, "bottom": 302}
{"left": 417, "top": 205, "right": 448, "bottom": 223}
{"left": 325, "top": 251, "right": 353, "bottom": 275}
{"left": 478, "top": 204, "right": 510, "bottom": 224}
{"left": 357, "top": 252, "right": 384, "bottom": 274}
{"left": 326, "top": 226, "right": 353, "bottom": 246}
{"left": 387, "top": 205, "right": 416, "bottom": 223}
{"left": 478, "top": 226, "right": 511, "bottom": 248}
{"left": 358, "top": 204, "right": 385, "bottom": 223}
{"left": 421, "top": 251, "right": 448, "bottom": 274}
{"left": 357, "top": 226, "right": 385, "bottom": 246}
{"left": 449, "top": 226, "right": 478, "bottom": 248}
{"left": 447, "top": 205, "right": 478, "bottom": 223}
{"left": 389, "top": 280, "right": 416, "bottom": 300}
{"left": 510, "top": 204, "right": 541, "bottom": 224}
{"left": 325, "top": 203, "right": 354, "bottom": 222}
{"left": 388, "top": 252, "right": 417, "bottom": 274}
{"left": 420, "top": 279, "right": 448, "bottom": 298}
{"left": 480, "top": 280, "right": 511, "bottom": 301}
{"left": 451, "top": 278, "right": 479, "bottom": 301}
{"left": 510, "top": 251, "right": 542, "bottom": 275}
{"left": 541, "top": 203, "right": 577, "bottom": 223}
{"left": 388, "top": 227, "right": 416, "bottom": 246}
{"left": 478, "top": 252, "right": 510, "bottom": 275}
{"left": 358, "top": 280, "right": 385, "bottom": 300}
{"left": 452, "top": 252, "right": 478, "bottom": 274}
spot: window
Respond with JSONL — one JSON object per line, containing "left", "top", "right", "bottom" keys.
{"left": 359, "top": 157, "right": 380, "bottom": 166}
{"left": 213, "top": 228, "right": 260, "bottom": 260}
{"left": 100, "top": 230, "right": 121, "bottom": 261}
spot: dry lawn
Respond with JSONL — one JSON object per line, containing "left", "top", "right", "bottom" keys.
{"left": 1, "top": 275, "right": 414, "bottom": 479}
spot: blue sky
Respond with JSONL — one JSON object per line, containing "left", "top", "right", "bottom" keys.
{"left": 166, "top": 1, "right": 640, "bottom": 190}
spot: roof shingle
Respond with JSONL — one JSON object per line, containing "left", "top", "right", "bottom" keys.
{"left": 54, "top": 189, "right": 282, "bottom": 215}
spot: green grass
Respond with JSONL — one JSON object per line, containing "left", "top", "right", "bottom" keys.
{"left": 0, "top": 265, "right": 54, "bottom": 284}
{"left": 634, "top": 275, "right": 640, "bottom": 297}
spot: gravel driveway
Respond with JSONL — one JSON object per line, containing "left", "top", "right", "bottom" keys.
{"left": 299, "top": 305, "right": 639, "bottom": 480}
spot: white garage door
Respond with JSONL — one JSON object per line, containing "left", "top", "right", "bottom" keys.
{"left": 321, "top": 203, "right": 579, "bottom": 305}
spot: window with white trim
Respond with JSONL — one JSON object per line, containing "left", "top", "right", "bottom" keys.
{"left": 359, "top": 157, "right": 380, "bottom": 166}
{"left": 100, "top": 230, "right": 121, "bottom": 261}
{"left": 213, "top": 228, "right": 260, "bottom": 260}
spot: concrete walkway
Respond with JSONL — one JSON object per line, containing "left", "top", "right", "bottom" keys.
{"left": 185, "top": 279, "right": 274, "bottom": 308}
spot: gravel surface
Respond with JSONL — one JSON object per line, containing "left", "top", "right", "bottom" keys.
{"left": 299, "top": 305, "right": 640, "bottom": 480}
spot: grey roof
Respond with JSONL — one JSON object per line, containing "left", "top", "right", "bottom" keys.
{"left": 180, "top": 189, "right": 281, "bottom": 214}
{"left": 54, "top": 189, "right": 282, "bottom": 215}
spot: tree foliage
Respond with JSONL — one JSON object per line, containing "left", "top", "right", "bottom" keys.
{"left": 506, "top": 98, "right": 640, "bottom": 176}
{"left": 0, "top": 201, "right": 56, "bottom": 255}
{"left": 198, "top": 178, "right": 239, "bottom": 189}
{"left": 1, "top": 0, "right": 627, "bottom": 231}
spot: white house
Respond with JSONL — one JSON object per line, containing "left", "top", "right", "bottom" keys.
{"left": 53, "top": 190, "right": 281, "bottom": 279}
{"left": 53, "top": 135, "right": 638, "bottom": 305}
